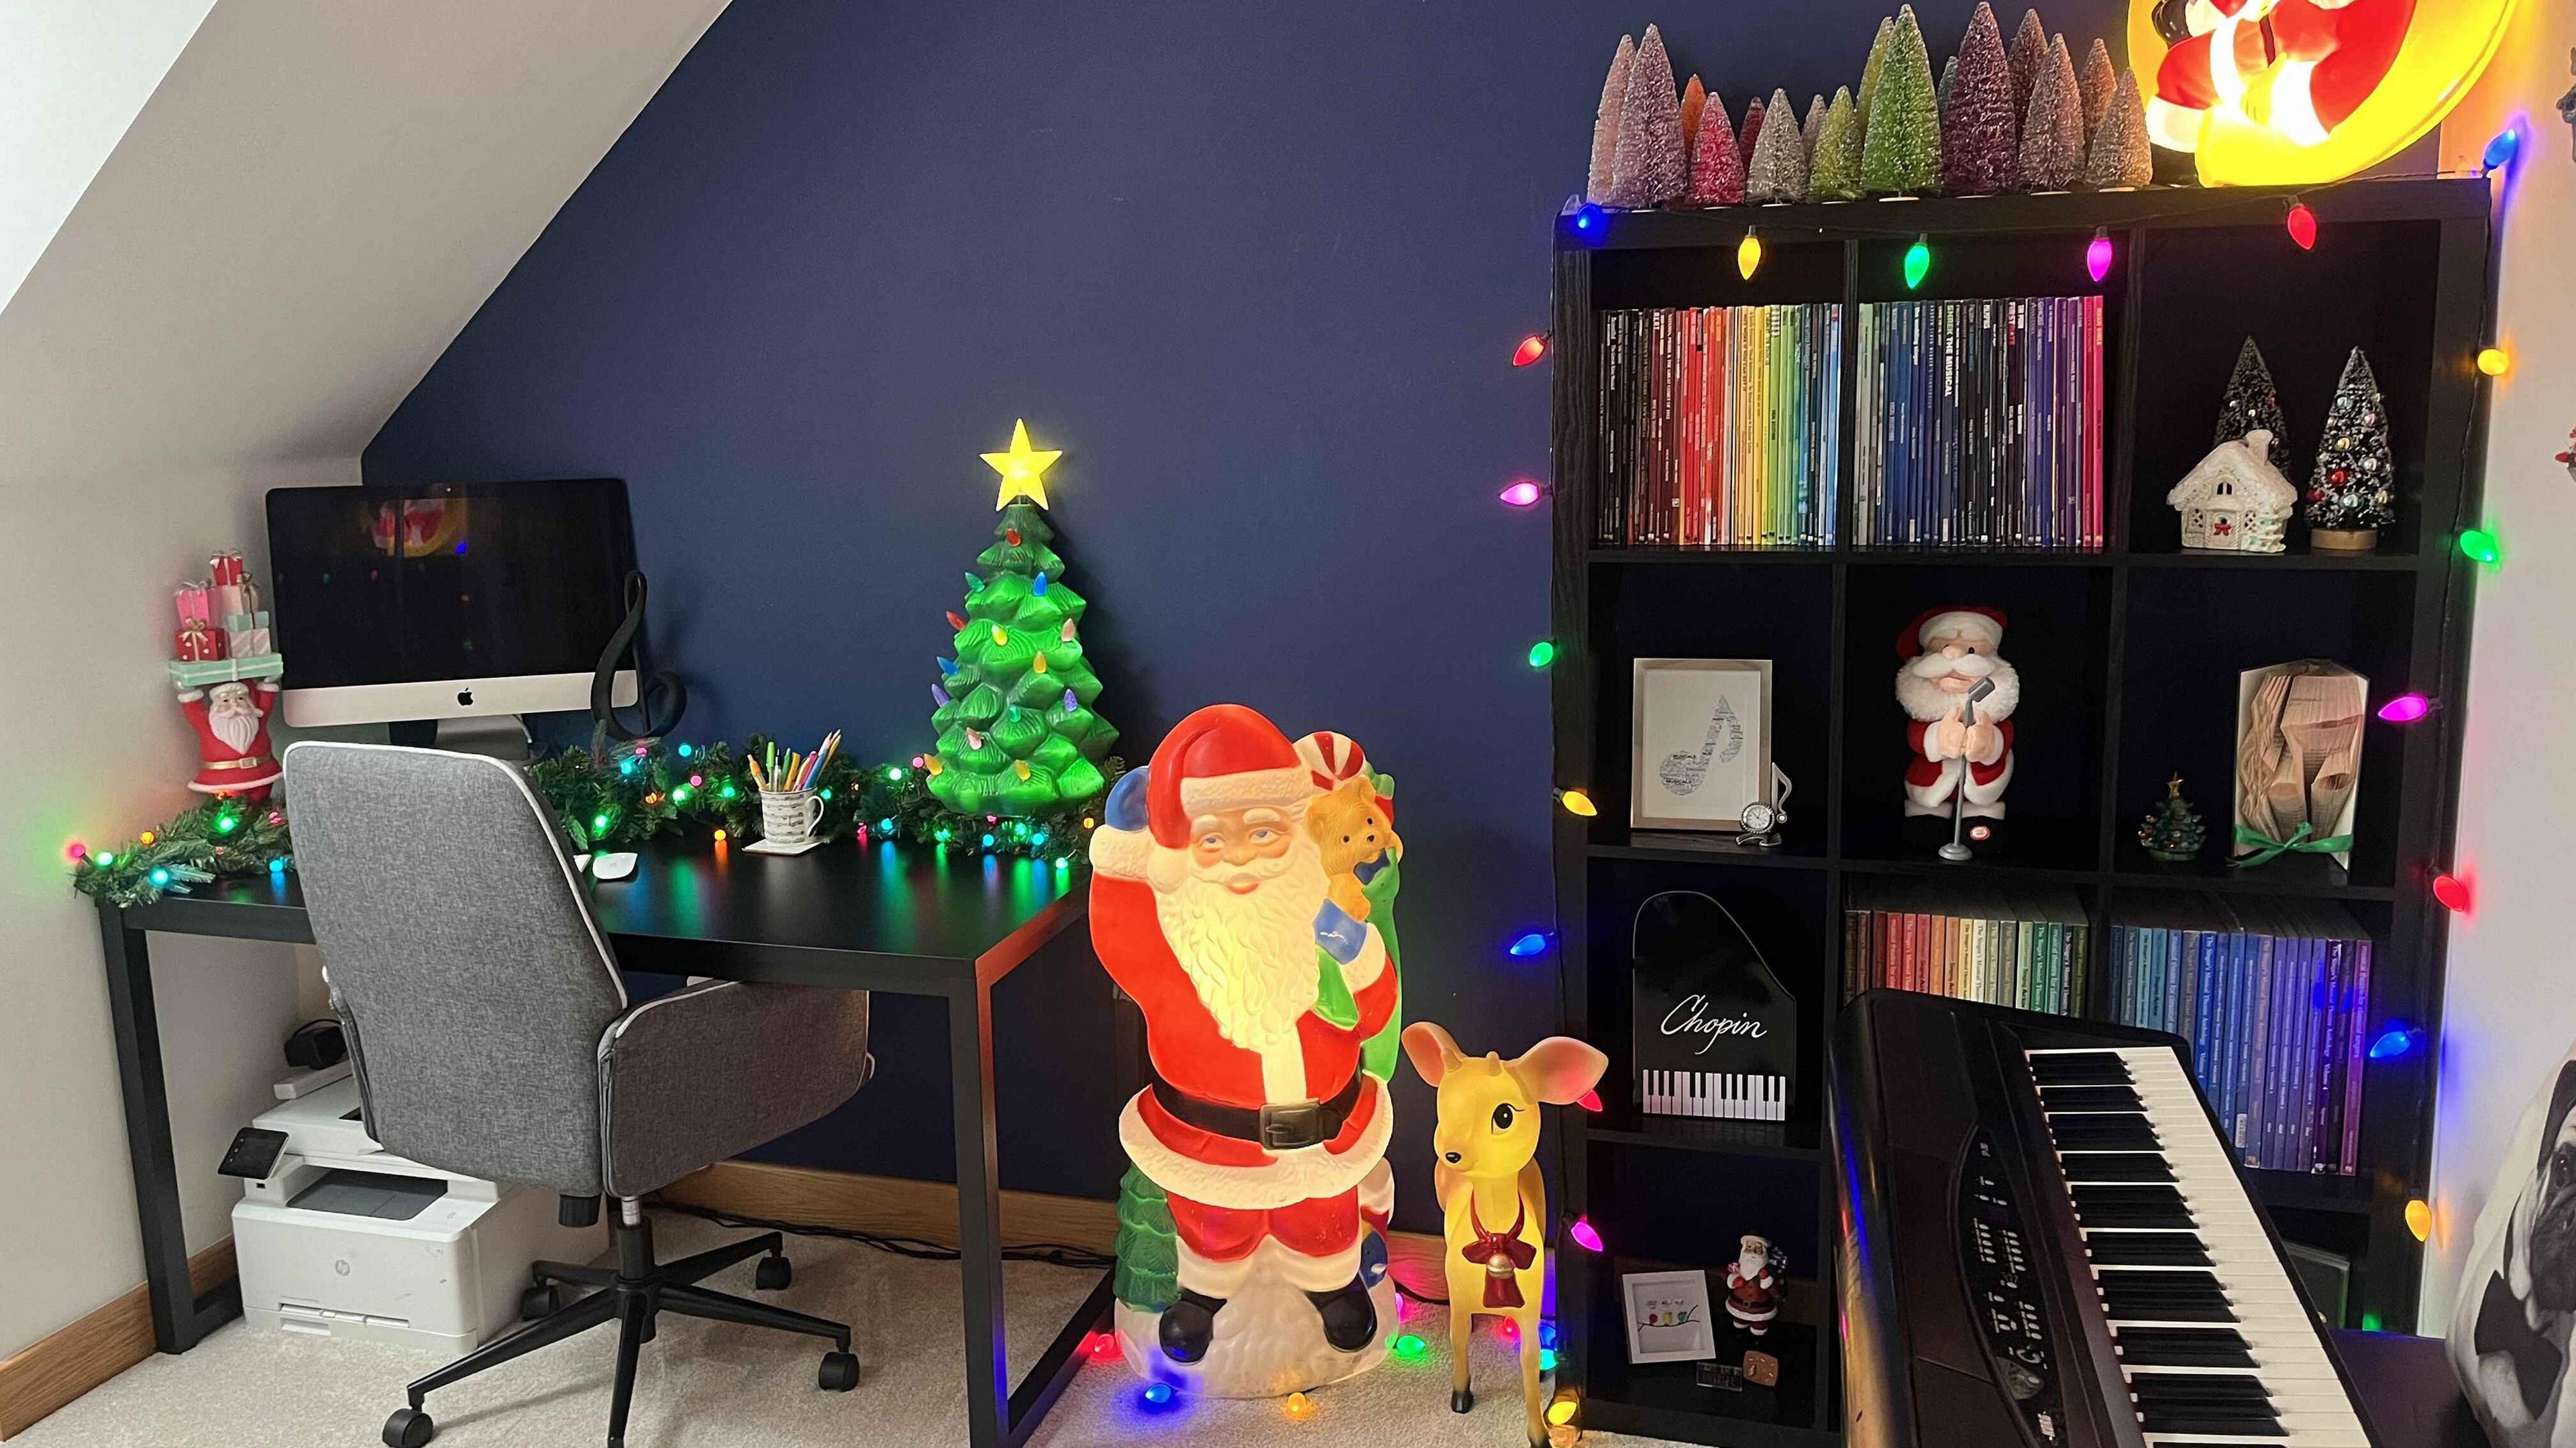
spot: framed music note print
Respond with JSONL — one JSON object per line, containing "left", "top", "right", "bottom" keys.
{"left": 1631, "top": 659, "right": 1772, "bottom": 832}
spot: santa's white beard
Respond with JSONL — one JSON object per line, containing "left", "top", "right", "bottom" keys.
{"left": 1895, "top": 654, "right": 2019, "bottom": 724}
{"left": 208, "top": 693, "right": 261, "bottom": 754}
{"left": 1148, "top": 832, "right": 1328, "bottom": 1058}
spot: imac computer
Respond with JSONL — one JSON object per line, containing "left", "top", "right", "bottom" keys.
{"left": 266, "top": 479, "right": 640, "bottom": 731}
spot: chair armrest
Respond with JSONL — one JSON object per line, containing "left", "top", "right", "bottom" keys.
{"left": 598, "top": 981, "right": 871, "bottom": 1199}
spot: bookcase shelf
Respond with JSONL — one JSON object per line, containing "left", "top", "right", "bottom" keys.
{"left": 1549, "top": 176, "right": 2491, "bottom": 1443}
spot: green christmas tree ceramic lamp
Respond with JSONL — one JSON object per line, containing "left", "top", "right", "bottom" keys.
{"left": 926, "top": 420, "right": 1117, "bottom": 816}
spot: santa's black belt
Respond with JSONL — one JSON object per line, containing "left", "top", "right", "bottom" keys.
{"left": 1147, "top": 1064, "right": 1363, "bottom": 1151}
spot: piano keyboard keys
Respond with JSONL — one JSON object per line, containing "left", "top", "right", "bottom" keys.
{"left": 2026, "top": 1045, "right": 2376, "bottom": 1448}
{"left": 1635, "top": 1068, "right": 1786, "bottom": 1121}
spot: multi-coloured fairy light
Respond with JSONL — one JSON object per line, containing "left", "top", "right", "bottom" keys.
{"left": 1556, "top": 788, "right": 1597, "bottom": 818}
{"left": 2478, "top": 347, "right": 2511, "bottom": 377}
{"left": 1527, "top": 641, "right": 1556, "bottom": 669}
{"left": 1499, "top": 479, "right": 1548, "bottom": 508}
{"left": 2484, "top": 126, "right": 2521, "bottom": 174}
{"left": 1508, "top": 931, "right": 1552, "bottom": 958}
{"left": 2377, "top": 693, "right": 2430, "bottom": 724}
{"left": 1736, "top": 230, "right": 1762, "bottom": 280}
{"left": 1513, "top": 333, "right": 1549, "bottom": 367}
{"left": 2085, "top": 229, "right": 2112, "bottom": 284}
{"left": 1567, "top": 1217, "right": 1604, "bottom": 1252}
{"left": 2286, "top": 201, "right": 2318, "bottom": 251}
{"left": 2432, "top": 873, "right": 2471, "bottom": 912}
{"left": 2369, "top": 1024, "right": 2421, "bottom": 1060}
{"left": 1903, "top": 236, "right": 1931, "bottom": 290}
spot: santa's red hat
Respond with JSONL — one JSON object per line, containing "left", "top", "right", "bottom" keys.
{"left": 1897, "top": 606, "right": 2007, "bottom": 659}
{"left": 1143, "top": 704, "right": 1311, "bottom": 848}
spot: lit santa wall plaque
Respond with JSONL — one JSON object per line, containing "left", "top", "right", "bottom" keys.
{"left": 2129, "top": 0, "right": 2520, "bottom": 185}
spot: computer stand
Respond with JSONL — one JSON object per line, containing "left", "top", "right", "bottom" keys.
{"left": 385, "top": 715, "right": 531, "bottom": 762}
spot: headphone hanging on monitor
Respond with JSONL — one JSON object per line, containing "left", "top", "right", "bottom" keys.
{"left": 590, "top": 569, "right": 686, "bottom": 742}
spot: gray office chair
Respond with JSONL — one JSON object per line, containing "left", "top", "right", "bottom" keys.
{"left": 281, "top": 742, "right": 875, "bottom": 1448}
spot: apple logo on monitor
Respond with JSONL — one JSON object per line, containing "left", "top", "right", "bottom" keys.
{"left": 457, "top": 689, "right": 474, "bottom": 708}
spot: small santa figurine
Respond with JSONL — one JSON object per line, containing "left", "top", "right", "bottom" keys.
{"left": 1896, "top": 606, "right": 2018, "bottom": 821}
{"left": 1724, "top": 1233, "right": 1781, "bottom": 1336}
{"left": 1089, "top": 705, "right": 1399, "bottom": 1387}
{"left": 176, "top": 678, "right": 282, "bottom": 800}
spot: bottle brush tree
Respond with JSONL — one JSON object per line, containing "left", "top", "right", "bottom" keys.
{"left": 1860, "top": 5, "right": 1942, "bottom": 194}
{"left": 2017, "top": 34, "right": 2085, "bottom": 190}
{"left": 1607, "top": 23, "right": 1688, "bottom": 207}
{"left": 1941, "top": 1, "right": 2018, "bottom": 195}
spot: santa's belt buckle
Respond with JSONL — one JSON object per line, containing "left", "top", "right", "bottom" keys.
{"left": 1258, "top": 1101, "right": 1326, "bottom": 1150}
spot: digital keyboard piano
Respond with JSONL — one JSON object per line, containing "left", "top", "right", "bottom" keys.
{"left": 1832, "top": 989, "right": 2380, "bottom": 1448}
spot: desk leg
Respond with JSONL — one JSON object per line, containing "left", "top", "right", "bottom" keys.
{"left": 95, "top": 905, "right": 239, "bottom": 1353}
{"left": 948, "top": 979, "right": 1007, "bottom": 1448}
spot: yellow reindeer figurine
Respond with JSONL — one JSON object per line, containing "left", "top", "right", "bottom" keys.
{"left": 1401, "top": 1021, "right": 1607, "bottom": 1448}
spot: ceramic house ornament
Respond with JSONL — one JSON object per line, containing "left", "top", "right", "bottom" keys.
{"left": 2169, "top": 428, "right": 2296, "bottom": 553}
{"left": 1089, "top": 705, "right": 1406, "bottom": 1398}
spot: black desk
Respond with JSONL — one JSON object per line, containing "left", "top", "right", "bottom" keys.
{"left": 96, "top": 838, "right": 1112, "bottom": 1448}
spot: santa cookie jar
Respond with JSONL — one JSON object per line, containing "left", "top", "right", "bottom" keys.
{"left": 1089, "top": 705, "right": 1402, "bottom": 1398}
{"left": 1896, "top": 607, "right": 2019, "bottom": 823}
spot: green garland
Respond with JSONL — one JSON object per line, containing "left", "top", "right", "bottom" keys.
{"left": 72, "top": 736, "right": 1118, "bottom": 910}
{"left": 69, "top": 797, "right": 296, "bottom": 909}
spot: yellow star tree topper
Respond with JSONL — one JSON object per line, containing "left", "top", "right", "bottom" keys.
{"left": 981, "top": 419, "right": 1063, "bottom": 510}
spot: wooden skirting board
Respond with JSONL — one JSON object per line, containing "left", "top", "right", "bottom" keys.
{"left": 654, "top": 1159, "right": 1450, "bottom": 1292}
{"left": 0, "top": 1240, "right": 234, "bottom": 1441}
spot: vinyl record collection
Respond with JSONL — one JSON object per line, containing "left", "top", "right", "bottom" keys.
{"left": 1595, "top": 304, "right": 1845, "bottom": 547}
{"left": 2108, "top": 896, "right": 2373, "bottom": 1175}
{"left": 1854, "top": 296, "right": 2106, "bottom": 549}
{"left": 1841, "top": 880, "right": 2093, "bottom": 1017}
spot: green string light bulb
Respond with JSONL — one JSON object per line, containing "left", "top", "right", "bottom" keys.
{"left": 2460, "top": 528, "right": 2501, "bottom": 566}
{"left": 1527, "top": 641, "right": 1556, "bottom": 669}
{"left": 1903, "top": 236, "right": 1931, "bottom": 290}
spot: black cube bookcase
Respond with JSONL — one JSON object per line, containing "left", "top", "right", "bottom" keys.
{"left": 1546, "top": 177, "right": 2494, "bottom": 1447}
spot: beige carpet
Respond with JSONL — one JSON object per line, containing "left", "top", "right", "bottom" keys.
{"left": 17, "top": 1212, "right": 1682, "bottom": 1447}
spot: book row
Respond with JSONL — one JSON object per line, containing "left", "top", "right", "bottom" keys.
{"left": 1595, "top": 304, "right": 1845, "bottom": 548}
{"left": 1854, "top": 296, "right": 2106, "bottom": 549}
{"left": 2107, "top": 897, "right": 2372, "bottom": 1176}
{"left": 1840, "top": 883, "right": 2093, "bottom": 1017}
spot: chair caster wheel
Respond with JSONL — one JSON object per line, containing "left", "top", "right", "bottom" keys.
{"left": 382, "top": 1406, "right": 435, "bottom": 1447}
{"left": 520, "top": 1283, "right": 562, "bottom": 1320}
{"left": 818, "top": 1351, "right": 859, "bottom": 1392}
{"left": 756, "top": 1255, "right": 793, "bottom": 1291}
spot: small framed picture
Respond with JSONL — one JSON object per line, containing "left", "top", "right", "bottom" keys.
{"left": 1621, "top": 1269, "right": 1718, "bottom": 1364}
{"left": 1631, "top": 659, "right": 1773, "bottom": 832}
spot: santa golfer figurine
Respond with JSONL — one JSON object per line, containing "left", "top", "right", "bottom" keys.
{"left": 1089, "top": 704, "right": 1401, "bottom": 1397}
{"left": 1896, "top": 606, "right": 2019, "bottom": 822}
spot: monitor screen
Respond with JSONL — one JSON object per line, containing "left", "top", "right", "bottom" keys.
{"left": 266, "top": 480, "right": 636, "bottom": 696}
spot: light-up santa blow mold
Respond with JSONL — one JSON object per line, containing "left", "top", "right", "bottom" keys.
{"left": 1090, "top": 705, "right": 1405, "bottom": 1398}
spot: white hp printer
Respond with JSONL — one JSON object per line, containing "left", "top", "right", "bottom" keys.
{"left": 225, "top": 1072, "right": 602, "bottom": 1354}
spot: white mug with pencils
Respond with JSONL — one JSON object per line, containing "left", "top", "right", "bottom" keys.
{"left": 748, "top": 732, "right": 837, "bottom": 848}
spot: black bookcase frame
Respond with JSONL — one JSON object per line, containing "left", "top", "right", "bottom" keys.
{"left": 1547, "top": 177, "right": 2495, "bottom": 1447}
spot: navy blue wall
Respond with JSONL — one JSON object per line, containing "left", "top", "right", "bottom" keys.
{"left": 364, "top": 0, "right": 2124, "bottom": 1226}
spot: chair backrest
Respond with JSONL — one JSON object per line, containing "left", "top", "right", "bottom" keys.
{"left": 282, "top": 741, "right": 625, "bottom": 1195}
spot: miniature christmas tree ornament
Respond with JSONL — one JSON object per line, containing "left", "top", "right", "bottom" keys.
{"left": 1860, "top": 5, "right": 1943, "bottom": 195}
{"left": 2084, "top": 68, "right": 2155, "bottom": 189}
{"left": 1403, "top": 1022, "right": 1606, "bottom": 1447}
{"left": 1746, "top": 88, "right": 1811, "bottom": 203}
{"left": 2306, "top": 348, "right": 2396, "bottom": 551}
{"left": 1685, "top": 93, "right": 1746, "bottom": 206}
{"left": 2169, "top": 429, "right": 2296, "bottom": 553}
{"left": 1809, "top": 89, "right": 1864, "bottom": 201}
{"left": 2018, "top": 35, "right": 2086, "bottom": 191}
{"left": 2138, "top": 774, "right": 2208, "bottom": 862}
{"left": 1607, "top": 25, "right": 1688, "bottom": 207}
{"left": 1940, "top": 2, "right": 2019, "bottom": 195}
{"left": 1585, "top": 36, "right": 1635, "bottom": 204}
